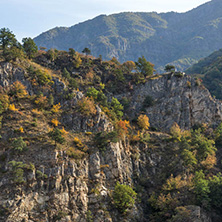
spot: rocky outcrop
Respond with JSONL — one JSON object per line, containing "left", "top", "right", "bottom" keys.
{"left": 120, "top": 74, "right": 222, "bottom": 131}
{"left": 0, "top": 62, "right": 33, "bottom": 94}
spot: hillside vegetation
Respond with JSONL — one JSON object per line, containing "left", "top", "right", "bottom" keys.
{"left": 186, "top": 48, "right": 222, "bottom": 99}
{"left": 1, "top": 28, "right": 222, "bottom": 222}
{"left": 34, "top": 0, "right": 222, "bottom": 71}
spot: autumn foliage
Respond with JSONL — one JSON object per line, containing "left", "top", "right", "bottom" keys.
{"left": 77, "top": 97, "right": 97, "bottom": 116}
{"left": 137, "top": 114, "right": 150, "bottom": 130}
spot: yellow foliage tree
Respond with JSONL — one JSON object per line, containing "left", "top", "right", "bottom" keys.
{"left": 51, "top": 119, "right": 60, "bottom": 127}
{"left": 123, "top": 61, "right": 136, "bottom": 72}
{"left": 51, "top": 103, "right": 61, "bottom": 114}
{"left": 11, "top": 81, "right": 28, "bottom": 99}
{"left": 34, "top": 94, "right": 48, "bottom": 109}
{"left": 137, "top": 114, "right": 150, "bottom": 130}
{"left": 8, "top": 104, "right": 18, "bottom": 112}
{"left": 170, "top": 122, "right": 181, "bottom": 141}
{"left": 60, "top": 127, "right": 68, "bottom": 135}
{"left": 73, "top": 54, "right": 82, "bottom": 68}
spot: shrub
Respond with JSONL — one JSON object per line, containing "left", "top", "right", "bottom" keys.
{"left": 51, "top": 103, "right": 61, "bottom": 114}
{"left": 170, "top": 122, "right": 181, "bottom": 141}
{"left": 10, "top": 81, "right": 28, "bottom": 99}
{"left": 8, "top": 104, "right": 18, "bottom": 112}
{"left": 73, "top": 137, "right": 84, "bottom": 148}
{"left": 137, "top": 114, "right": 150, "bottom": 130}
{"left": 187, "top": 81, "right": 191, "bottom": 88}
{"left": 48, "top": 128, "right": 65, "bottom": 147}
{"left": 35, "top": 69, "right": 53, "bottom": 86}
{"left": 94, "top": 131, "right": 119, "bottom": 151}
{"left": 0, "top": 93, "right": 9, "bottom": 114}
{"left": 51, "top": 119, "right": 60, "bottom": 127}
{"left": 34, "top": 94, "right": 48, "bottom": 109}
{"left": 77, "top": 97, "right": 97, "bottom": 116}
{"left": 12, "top": 137, "right": 27, "bottom": 152}
{"left": 60, "top": 127, "right": 68, "bottom": 135}
{"left": 86, "top": 87, "right": 99, "bottom": 100}
{"left": 110, "top": 97, "right": 123, "bottom": 119}
{"left": 143, "top": 95, "right": 154, "bottom": 108}
{"left": 36, "top": 170, "right": 48, "bottom": 179}
{"left": 113, "top": 183, "right": 137, "bottom": 214}
{"left": 116, "top": 120, "right": 130, "bottom": 139}
{"left": 66, "top": 147, "right": 85, "bottom": 159}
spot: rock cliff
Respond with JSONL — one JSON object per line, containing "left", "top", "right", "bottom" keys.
{"left": 118, "top": 73, "right": 222, "bottom": 131}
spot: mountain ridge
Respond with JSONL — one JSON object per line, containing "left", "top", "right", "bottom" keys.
{"left": 34, "top": 0, "right": 222, "bottom": 71}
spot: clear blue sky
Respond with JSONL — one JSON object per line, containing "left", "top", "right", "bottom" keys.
{"left": 1, "top": 0, "right": 210, "bottom": 41}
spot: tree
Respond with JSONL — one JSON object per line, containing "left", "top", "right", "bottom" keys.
{"left": 12, "top": 137, "right": 27, "bottom": 152}
{"left": 122, "top": 61, "right": 136, "bottom": 72}
{"left": 110, "top": 97, "right": 123, "bottom": 119}
{"left": 69, "top": 48, "right": 76, "bottom": 57}
{"left": 164, "top": 64, "right": 175, "bottom": 72}
{"left": 22, "top": 37, "right": 38, "bottom": 59}
{"left": 137, "top": 114, "right": 150, "bottom": 130}
{"left": 193, "top": 170, "right": 210, "bottom": 207}
{"left": 82, "top": 47, "right": 91, "bottom": 56}
{"left": 170, "top": 122, "right": 182, "bottom": 141}
{"left": 77, "top": 97, "right": 97, "bottom": 116}
{"left": 62, "top": 68, "right": 70, "bottom": 79}
{"left": 135, "top": 56, "right": 154, "bottom": 77}
{"left": 48, "top": 128, "right": 65, "bottom": 147}
{"left": 113, "top": 183, "right": 137, "bottom": 214}
{"left": 10, "top": 81, "right": 28, "bottom": 99}
{"left": 0, "top": 28, "right": 17, "bottom": 56}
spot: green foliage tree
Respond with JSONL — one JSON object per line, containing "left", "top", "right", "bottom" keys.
{"left": 135, "top": 56, "right": 154, "bottom": 77}
{"left": 48, "top": 94, "right": 54, "bottom": 107}
{"left": 0, "top": 28, "right": 17, "bottom": 56}
{"left": 49, "top": 128, "right": 65, "bottom": 147}
{"left": 12, "top": 137, "right": 27, "bottom": 153}
{"left": 22, "top": 37, "right": 38, "bottom": 59}
{"left": 82, "top": 47, "right": 91, "bottom": 56}
{"left": 69, "top": 48, "right": 76, "bottom": 57}
{"left": 86, "top": 87, "right": 99, "bottom": 100}
{"left": 110, "top": 97, "right": 123, "bottom": 119}
{"left": 193, "top": 170, "right": 210, "bottom": 207}
{"left": 164, "top": 64, "right": 175, "bottom": 72}
{"left": 192, "top": 129, "right": 216, "bottom": 161}
{"left": 47, "top": 48, "right": 58, "bottom": 61}
{"left": 113, "top": 183, "right": 137, "bottom": 214}
{"left": 208, "top": 173, "right": 222, "bottom": 211}
{"left": 62, "top": 68, "right": 70, "bottom": 79}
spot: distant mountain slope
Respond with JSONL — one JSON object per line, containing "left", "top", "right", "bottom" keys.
{"left": 34, "top": 0, "right": 222, "bottom": 71}
{"left": 186, "top": 48, "right": 222, "bottom": 99}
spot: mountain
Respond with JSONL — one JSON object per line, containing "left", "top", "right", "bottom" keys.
{"left": 186, "top": 48, "right": 222, "bottom": 99}
{"left": 34, "top": 0, "right": 222, "bottom": 71}
{"left": 1, "top": 48, "right": 222, "bottom": 221}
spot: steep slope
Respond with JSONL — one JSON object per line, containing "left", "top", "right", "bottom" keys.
{"left": 1, "top": 51, "right": 222, "bottom": 221}
{"left": 34, "top": 0, "right": 222, "bottom": 71}
{"left": 0, "top": 60, "right": 221, "bottom": 222}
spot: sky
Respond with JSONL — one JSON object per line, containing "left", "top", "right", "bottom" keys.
{"left": 1, "top": 0, "right": 210, "bottom": 41}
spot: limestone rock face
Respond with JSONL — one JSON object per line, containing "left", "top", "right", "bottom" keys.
{"left": 125, "top": 74, "right": 222, "bottom": 131}
{"left": 0, "top": 62, "right": 33, "bottom": 94}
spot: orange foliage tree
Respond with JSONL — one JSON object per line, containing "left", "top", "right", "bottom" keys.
{"left": 116, "top": 120, "right": 130, "bottom": 138}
